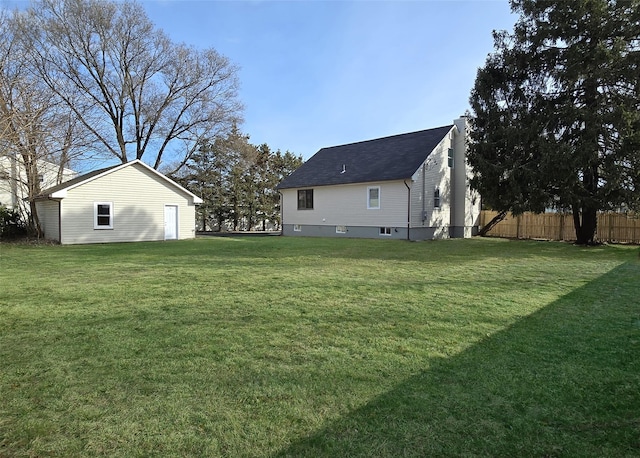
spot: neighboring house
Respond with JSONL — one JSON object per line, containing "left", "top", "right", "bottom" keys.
{"left": 0, "top": 155, "right": 77, "bottom": 214}
{"left": 276, "top": 117, "right": 480, "bottom": 240}
{"left": 34, "top": 160, "right": 202, "bottom": 244}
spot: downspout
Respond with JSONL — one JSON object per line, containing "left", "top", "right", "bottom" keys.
{"left": 404, "top": 180, "right": 411, "bottom": 241}
{"left": 422, "top": 163, "right": 426, "bottom": 224}
{"left": 278, "top": 191, "right": 283, "bottom": 235}
{"left": 57, "top": 199, "right": 62, "bottom": 243}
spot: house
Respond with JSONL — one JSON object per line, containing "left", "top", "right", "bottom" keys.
{"left": 0, "top": 155, "right": 77, "bottom": 214}
{"left": 276, "top": 117, "right": 480, "bottom": 240}
{"left": 34, "top": 159, "right": 202, "bottom": 244}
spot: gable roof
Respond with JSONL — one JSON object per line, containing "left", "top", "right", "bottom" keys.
{"left": 277, "top": 124, "right": 454, "bottom": 190}
{"left": 35, "top": 159, "right": 202, "bottom": 203}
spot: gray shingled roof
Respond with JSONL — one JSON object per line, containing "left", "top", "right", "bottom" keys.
{"left": 277, "top": 124, "right": 453, "bottom": 190}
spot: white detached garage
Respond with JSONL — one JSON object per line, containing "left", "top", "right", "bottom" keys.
{"left": 34, "top": 160, "right": 202, "bottom": 245}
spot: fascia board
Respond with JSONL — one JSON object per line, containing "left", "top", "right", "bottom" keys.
{"left": 50, "top": 189, "right": 67, "bottom": 198}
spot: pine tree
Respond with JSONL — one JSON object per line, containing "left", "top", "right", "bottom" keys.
{"left": 469, "top": 0, "right": 640, "bottom": 245}
{"left": 175, "top": 140, "right": 229, "bottom": 231}
{"left": 176, "top": 128, "right": 302, "bottom": 232}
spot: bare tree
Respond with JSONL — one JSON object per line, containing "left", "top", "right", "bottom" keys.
{"left": 19, "top": 0, "right": 242, "bottom": 173}
{"left": 0, "top": 9, "right": 88, "bottom": 235}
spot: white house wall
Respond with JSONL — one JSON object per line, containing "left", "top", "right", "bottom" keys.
{"left": 0, "top": 156, "right": 15, "bottom": 208}
{"left": 409, "top": 129, "right": 454, "bottom": 239}
{"left": 282, "top": 181, "right": 408, "bottom": 227}
{"left": 56, "top": 163, "right": 196, "bottom": 244}
{"left": 35, "top": 199, "right": 60, "bottom": 242}
{"left": 0, "top": 156, "right": 75, "bottom": 212}
{"left": 411, "top": 118, "right": 480, "bottom": 238}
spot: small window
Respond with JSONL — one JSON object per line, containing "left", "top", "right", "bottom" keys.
{"left": 379, "top": 227, "right": 392, "bottom": 236}
{"left": 368, "top": 186, "right": 380, "bottom": 209}
{"left": 94, "top": 202, "right": 113, "bottom": 229}
{"left": 297, "top": 189, "right": 313, "bottom": 210}
{"left": 447, "top": 148, "right": 454, "bottom": 168}
{"left": 293, "top": 224, "right": 302, "bottom": 232}
{"left": 336, "top": 225, "right": 346, "bottom": 234}
{"left": 38, "top": 174, "right": 44, "bottom": 183}
{"left": 434, "top": 189, "right": 440, "bottom": 209}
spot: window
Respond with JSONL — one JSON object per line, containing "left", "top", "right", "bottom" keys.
{"left": 336, "top": 225, "right": 346, "bottom": 234}
{"left": 434, "top": 189, "right": 440, "bottom": 208}
{"left": 94, "top": 202, "right": 113, "bottom": 229}
{"left": 379, "top": 227, "right": 392, "bottom": 236}
{"left": 293, "top": 224, "right": 302, "bottom": 232}
{"left": 447, "top": 148, "right": 454, "bottom": 168}
{"left": 367, "top": 186, "right": 380, "bottom": 209}
{"left": 297, "top": 189, "right": 313, "bottom": 209}
{"left": 38, "top": 174, "right": 44, "bottom": 183}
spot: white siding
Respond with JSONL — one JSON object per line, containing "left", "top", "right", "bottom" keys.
{"left": 58, "top": 162, "right": 196, "bottom": 244}
{"left": 408, "top": 129, "right": 454, "bottom": 237}
{"left": 0, "top": 156, "right": 15, "bottom": 208}
{"left": 35, "top": 199, "right": 60, "bottom": 242}
{"left": 282, "top": 181, "right": 408, "bottom": 227}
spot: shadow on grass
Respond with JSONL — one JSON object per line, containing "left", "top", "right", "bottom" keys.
{"left": 274, "top": 261, "right": 640, "bottom": 457}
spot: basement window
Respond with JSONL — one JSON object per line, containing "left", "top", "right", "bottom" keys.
{"left": 94, "top": 202, "right": 113, "bottom": 229}
{"left": 293, "top": 224, "right": 302, "bottom": 232}
{"left": 336, "top": 225, "right": 347, "bottom": 234}
{"left": 379, "top": 227, "right": 392, "bottom": 236}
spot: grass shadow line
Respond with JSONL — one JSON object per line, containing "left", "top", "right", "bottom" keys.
{"left": 273, "top": 261, "right": 640, "bottom": 457}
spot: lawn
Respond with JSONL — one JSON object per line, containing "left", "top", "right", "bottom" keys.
{"left": 0, "top": 236, "right": 638, "bottom": 457}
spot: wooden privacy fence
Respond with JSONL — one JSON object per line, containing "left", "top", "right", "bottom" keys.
{"left": 480, "top": 211, "right": 640, "bottom": 244}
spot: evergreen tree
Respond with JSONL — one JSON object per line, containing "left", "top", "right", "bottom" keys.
{"left": 469, "top": 0, "right": 640, "bottom": 245}
{"left": 265, "top": 150, "right": 303, "bottom": 229}
{"left": 176, "top": 140, "right": 229, "bottom": 231}
{"left": 223, "top": 128, "right": 256, "bottom": 231}
{"left": 177, "top": 128, "right": 301, "bottom": 232}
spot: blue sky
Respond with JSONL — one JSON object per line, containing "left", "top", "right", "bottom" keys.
{"left": 3, "top": 0, "right": 518, "bottom": 161}
{"left": 141, "top": 0, "right": 517, "bottom": 159}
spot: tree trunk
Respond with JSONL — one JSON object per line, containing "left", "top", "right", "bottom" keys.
{"left": 478, "top": 210, "right": 508, "bottom": 236}
{"left": 29, "top": 199, "right": 44, "bottom": 238}
{"left": 573, "top": 77, "right": 600, "bottom": 246}
{"left": 23, "top": 154, "right": 44, "bottom": 238}
{"left": 573, "top": 205, "right": 598, "bottom": 245}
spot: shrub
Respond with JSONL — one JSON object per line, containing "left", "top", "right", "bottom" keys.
{"left": 0, "top": 205, "right": 27, "bottom": 239}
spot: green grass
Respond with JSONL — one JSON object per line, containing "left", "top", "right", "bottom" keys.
{"left": 0, "top": 237, "right": 638, "bottom": 457}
